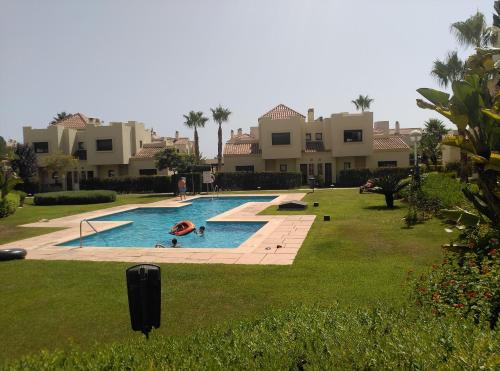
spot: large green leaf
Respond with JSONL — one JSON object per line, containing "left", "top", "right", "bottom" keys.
{"left": 440, "top": 208, "right": 481, "bottom": 226}
{"left": 416, "top": 88, "right": 450, "bottom": 107}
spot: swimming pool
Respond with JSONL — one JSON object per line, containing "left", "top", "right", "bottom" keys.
{"left": 60, "top": 196, "right": 275, "bottom": 248}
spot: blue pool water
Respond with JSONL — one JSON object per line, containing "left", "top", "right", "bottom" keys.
{"left": 60, "top": 196, "right": 275, "bottom": 248}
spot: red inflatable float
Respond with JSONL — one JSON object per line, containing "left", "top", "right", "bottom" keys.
{"left": 169, "top": 220, "right": 195, "bottom": 236}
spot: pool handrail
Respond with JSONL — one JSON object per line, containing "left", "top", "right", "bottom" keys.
{"left": 79, "top": 219, "right": 100, "bottom": 248}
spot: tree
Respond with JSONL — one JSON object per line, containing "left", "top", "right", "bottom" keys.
{"left": 49, "top": 112, "right": 71, "bottom": 125}
{"left": 368, "top": 173, "right": 410, "bottom": 208}
{"left": 40, "top": 153, "right": 78, "bottom": 189}
{"left": 451, "top": 11, "right": 492, "bottom": 48}
{"left": 155, "top": 148, "right": 196, "bottom": 174}
{"left": 211, "top": 105, "right": 231, "bottom": 172}
{"left": 416, "top": 48, "right": 500, "bottom": 225}
{"left": 11, "top": 143, "right": 37, "bottom": 182}
{"left": 0, "top": 136, "right": 6, "bottom": 158}
{"left": 183, "top": 111, "right": 208, "bottom": 162}
{"left": 351, "top": 95, "right": 374, "bottom": 112}
{"left": 431, "top": 51, "right": 465, "bottom": 88}
{"left": 419, "top": 119, "right": 449, "bottom": 166}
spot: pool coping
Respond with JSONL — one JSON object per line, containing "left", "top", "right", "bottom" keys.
{"left": 1, "top": 193, "right": 315, "bottom": 265}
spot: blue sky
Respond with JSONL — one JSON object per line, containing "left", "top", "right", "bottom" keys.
{"left": 0, "top": 0, "right": 495, "bottom": 157}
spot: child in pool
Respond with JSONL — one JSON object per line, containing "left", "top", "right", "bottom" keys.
{"left": 195, "top": 226, "right": 205, "bottom": 236}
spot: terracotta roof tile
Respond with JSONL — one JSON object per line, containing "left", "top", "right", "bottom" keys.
{"left": 304, "top": 141, "right": 325, "bottom": 152}
{"left": 224, "top": 143, "right": 261, "bottom": 156}
{"left": 55, "top": 113, "right": 89, "bottom": 129}
{"left": 132, "top": 147, "right": 165, "bottom": 159}
{"left": 373, "top": 137, "right": 409, "bottom": 151}
{"left": 259, "top": 104, "right": 305, "bottom": 120}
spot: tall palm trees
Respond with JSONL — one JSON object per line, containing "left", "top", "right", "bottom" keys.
{"left": 211, "top": 105, "right": 231, "bottom": 172}
{"left": 431, "top": 51, "right": 465, "bottom": 88}
{"left": 183, "top": 111, "right": 208, "bottom": 162}
{"left": 351, "top": 95, "right": 374, "bottom": 112}
{"left": 450, "top": 11, "right": 492, "bottom": 48}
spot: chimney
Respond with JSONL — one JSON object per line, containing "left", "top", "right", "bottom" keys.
{"left": 175, "top": 131, "right": 179, "bottom": 140}
{"left": 230, "top": 129, "right": 234, "bottom": 139}
{"left": 395, "top": 121, "right": 400, "bottom": 135}
{"left": 307, "top": 108, "right": 314, "bottom": 122}
{"left": 238, "top": 128, "right": 242, "bottom": 136}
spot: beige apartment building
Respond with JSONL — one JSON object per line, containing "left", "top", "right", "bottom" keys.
{"left": 223, "top": 104, "right": 411, "bottom": 184}
{"left": 23, "top": 113, "right": 193, "bottom": 190}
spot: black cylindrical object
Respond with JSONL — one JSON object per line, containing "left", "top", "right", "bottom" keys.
{"left": 313, "top": 202, "right": 319, "bottom": 207}
{"left": 324, "top": 215, "right": 330, "bottom": 221}
{"left": 126, "top": 264, "right": 161, "bottom": 338}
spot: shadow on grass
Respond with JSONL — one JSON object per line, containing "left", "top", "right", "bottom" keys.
{"left": 363, "top": 205, "right": 403, "bottom": 211}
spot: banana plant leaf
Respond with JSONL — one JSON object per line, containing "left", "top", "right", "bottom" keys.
{"left": 416, "top": 88, "right": 450, "bottom": 107}
{"left": 440, "top": 208, "right": 481, "bottom": 226}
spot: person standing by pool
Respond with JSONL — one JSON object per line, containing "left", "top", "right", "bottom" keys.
{"left": 178, "top": 177, "right": 187, "bottom": 200}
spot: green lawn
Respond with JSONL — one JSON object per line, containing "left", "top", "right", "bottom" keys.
{"left": 0, "top": 189, "right": 448, "bottom": 362}
{"left": 0, "top": 194, "right": 169, "bottom": 245}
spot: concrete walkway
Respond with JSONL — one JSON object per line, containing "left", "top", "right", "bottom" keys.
{"left": 1, "top": 193, "right": 315, "bottom": 265}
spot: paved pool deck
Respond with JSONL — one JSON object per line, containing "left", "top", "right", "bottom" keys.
{"left": 0, "top": 193, "right": 315, "bottom": 265}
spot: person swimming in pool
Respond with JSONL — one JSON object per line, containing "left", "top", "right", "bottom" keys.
{"left": 155, "top": 238, "right": 180, "bottom": 248}
{"left": 195, "top": 226, "right": 205, "bottom": 236}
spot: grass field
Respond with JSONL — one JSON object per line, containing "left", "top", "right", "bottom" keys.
{"left": 0, "top": 189, "right": 450, "bottom": 362}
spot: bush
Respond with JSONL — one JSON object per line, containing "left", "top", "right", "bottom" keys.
{"left": 15, "top": 180, "right": 39, "bottom": 195}
{"left": 33, "top": 190, "right": 117, "bottom": 205}
{"left": 420, "top": 172, "right": 467, "bottom": 210}
{"left": 81, "top": 176, "right": 172, "bottom": 194}
{"left": 16, "top": 191, "right": 27, "bottom": 207}
{"left": 5, "top": 305, "right": 497, "bottom": 369}
{"left": 338, "top": 167, "right": 411, "bottom": 187}
{"left": 216, "top": 172, "right": 302, "bottom": 190}
{"left": 0, "top": 193, "right": 20, "bottom": 218}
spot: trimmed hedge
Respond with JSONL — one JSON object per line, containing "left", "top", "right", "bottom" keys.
{"left": 81, "top": 176, "right": 172, "bottom": 194}
{"left": 4, "top": 305, "right": 497, "bottom": 369}
{"left": 0, "top": 193, "right": 20, "bottom": 218}
{"left": 33, "top": 190, "right": 117, "bottom": 205}
{"left": 216, "top": 172, "right": 302, "bottom": 190}
{"left": 338, "top": 167, "right": 411, "bottom": 187}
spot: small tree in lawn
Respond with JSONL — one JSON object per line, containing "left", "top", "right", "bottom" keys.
{"left": 11, "top": 143, "right": 38, "bottom": 182}
{"left": 370, "top": 173, "right": 410, "bottom": 208}
{"left": 420, "top": 118, "right": 449, "bottom": 166}
{"left": 40, "top": 153, "right": 78, "bottom": 190}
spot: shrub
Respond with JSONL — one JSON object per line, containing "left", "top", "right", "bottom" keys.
{"left": 81, "top": 176, "right": 172, "bottom": 194}
{"left": 338, "top": 168, "right": 411, "bottom": 187}
{"left": 5, "top": 305, "right": 497, "bottom": 369}
{"left": 0, "top": 193, "right": 20, "bottom": 218}
{"left": 15, "top": 180, "right": 39, "bottom": 195}
{"left": 33, "top": 190, "right": 117, "bottom": 205}
{"left": 216, "top": 172, "right": 302, "bottom": 190}
{"left": 16, "top": 191, "right": 27, "bottom": 207}
{"left": 420, "top": 172, "right": 467, "bottom": 210}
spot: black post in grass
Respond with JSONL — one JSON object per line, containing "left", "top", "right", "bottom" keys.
{"left": 126, "top": 264, "right": 161, "bottom": 339}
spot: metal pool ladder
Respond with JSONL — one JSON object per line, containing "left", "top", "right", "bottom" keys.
{"left": 79, "top": 219, "right": 100, "bottom": 248}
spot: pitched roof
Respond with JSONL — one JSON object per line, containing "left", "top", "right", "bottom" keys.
{"left": 259, "top": 104, "right": 305, "bottom": 120}
{"left": 55, "top": 113, "right": 89, "bottom": 129}
{"left": 305, "top": 141, "right": 325, "bottom": 153}
{"left": 373, "top": 136, "right": 410, "bottom": 151}
{"left": 224, "top": 143, "right": 261, "bottom": 156}
{"left": 132, "top": 142, "right": 166, "bottom": 159}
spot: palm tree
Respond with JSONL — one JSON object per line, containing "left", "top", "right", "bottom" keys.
{"left": 211, "top": 105, "right": 231, "bottom": 172}
{"left": 431, "top": 51, "right": 465, "bottom": 88}
{"left": 351, "top": 95, "right": 374, "bottom": 112}
{"left": 183, "top": 111, "right": 208, "bottom": 162}
{"left": 49, "top": 112, "right": 71, "bottom": 125}
{"left": 369, "top": 172, "right": 410, "bottom": 208}
{"left": 450, "top": 11, "right": 492, "bottom": 48}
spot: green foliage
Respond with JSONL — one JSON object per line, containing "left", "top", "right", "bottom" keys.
{"left": 0, "top": 192, "right": 20, "bottom": 218}
{"left": 420, "top": 118, "right": 449, "bottom": 165}
{"left": 11, "top": 143, "right": 37, "bottom": 181}
{"left": 211, "top": 105, "right": 231, "bottom": 172}
{"left": 450, "top": 11, "right": 492, "bottom": 48}
{"left": 216, "top": 172, "right": 302, "bottom": 190}
{"left": 33, "top": 190, "right": 117, "bottom": 205}
{"left": 49, "top": 111, "right": 71, "bottom": 125}
{"left": 351, "top": 94, "right": 374, "bottom": 112}
{"left": 5, "top": 305, "right": 497, "bottom": 370}
{"left": 81, "top": 176, "right": 172, "bottom": 193}
{"left": 370, "top": 172, "right": 411, "bottom": 208}
{"left": 0, "top": 136, "right": 6, "bottom": 157}
{"left": 420, "top": 172, "right": 467, "bottom": 209}
{"left": 0, "top": 165, "right": 22, "bottom": 199}
{"left": 155, "top": 148, "right": 195, "bottom": 173}
{"left": 183, "top": 110, "right": 209, "bottom": 161}
{"left": 17, "top": 191, "right": 27, "bottom": 207}
{"left": 40, "top": 152, "right": 78, "bottom": 176}
{"left": 431, "top": 51, "right": 465, "bottom": 88}
{"left": 338, "top": 167, "right": 412, "bottom": 187}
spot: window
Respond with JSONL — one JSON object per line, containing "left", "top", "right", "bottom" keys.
{"left": 96, "top": 139, "right": 113, "bottom": 151}
{"left": 305, "top": 133, "right": 311, "bottom": 142}
{"left": 139, "top": 169, "right": 157, "bottom": 176}
{"left": 139, "top": 140, "right": 143, "bottom": 148}
{"left": 378, "top": 161, "right": 397, "bottom": 168}
{"left": 344, "top": 162, "right": 351, "bottom": 170}
{"left": 344, "top": 130, "right": 363, "bottom": 142}
{"left": 315, "top": 133, "right": 323, "bottom": 141}
{"left": 108, "top": 170, "right": 115, "bottom": 177}
{"left": 308, "top": 163, "right": 314, "bottom": 175}
{"left": 317, "top": 163, "right": 323, "bottom": 175}
{"left": 87, "top": 171, "right": 94, "bottom": 179}
{"left": 77, "top": 142, "right": 85, "bottom": 150}
{"left": 272, "top": 132, "right": 291, "bottom": 145}
{"left": 235, "top": 165, "right": 254, "bottom": 172}
{"left": 33, "top": 142, "right": 48, "bottom": 153}
{"left": 280, "top": 164, "right": 287, "bottom": 172}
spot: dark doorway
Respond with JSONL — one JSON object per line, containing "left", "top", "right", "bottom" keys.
{"left": 66, "top": 171, "right": 73, "bottom": 191}
{"left": 325, "top": 163, "right": 332, "bottom": 185}
{"left": 299, "top": 164, "right": 307, "bottom": 185}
